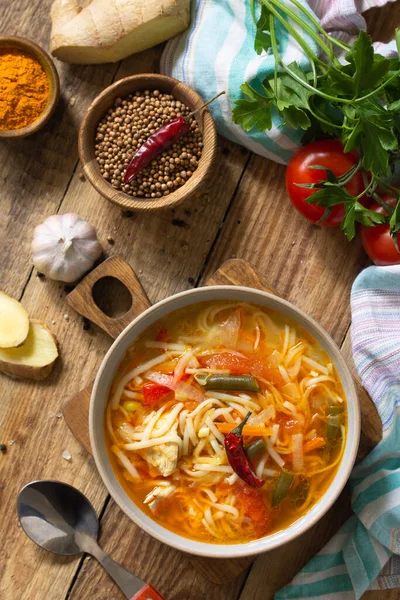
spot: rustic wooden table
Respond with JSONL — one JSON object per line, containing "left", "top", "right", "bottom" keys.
{"left": 1, "top": 2, "right": 400, "bottom": 599}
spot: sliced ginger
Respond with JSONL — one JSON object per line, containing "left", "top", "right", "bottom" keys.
{"left": 0, "top": 320, "right": 59, "bottom": 380}
{"left": 0, "top": 292, "right": 30, "bottom": 348}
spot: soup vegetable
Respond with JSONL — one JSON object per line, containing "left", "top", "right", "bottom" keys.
{"left": 105, "top": 301, "right": 346, "bottom": 544}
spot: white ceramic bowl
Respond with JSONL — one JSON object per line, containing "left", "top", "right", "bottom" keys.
{"left": 89, "top": 286, "right": 360, "bottom": 558}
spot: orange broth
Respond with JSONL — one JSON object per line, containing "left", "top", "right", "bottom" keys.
{"left": 105, "top": 301, "right": 347, "bottom": 544}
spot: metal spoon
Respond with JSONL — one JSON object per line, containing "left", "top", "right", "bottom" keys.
{"left": 17, "top": 480, "right": 166, "bottom": 600}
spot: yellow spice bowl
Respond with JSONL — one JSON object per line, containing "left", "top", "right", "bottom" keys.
{"left": 0, "top": 36, "right": 60, "bottom": 139}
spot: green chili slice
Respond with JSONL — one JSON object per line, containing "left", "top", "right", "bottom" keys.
{"left": 245, "top": 438, "right": 267, "bottom": 459}
{"left": 272, "top": 470, "right": 295, "bottom": 507}
{"left": 194, "top": 373, "right": 260, "bottom": 392}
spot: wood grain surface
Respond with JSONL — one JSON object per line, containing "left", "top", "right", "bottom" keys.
{"left": 0, "top": 2, "right": 399, "bottom": 600}
{"left": 63, "top": 257, "right": 381, "bottom": 589}
{"left": 62, "top": 257, "right": 278, "bottom": 585}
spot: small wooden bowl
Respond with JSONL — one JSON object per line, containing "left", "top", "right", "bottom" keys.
{"left": 78, "top": 74, "right": 218, "bottom": 212}
{"left": 0, "top": 36, "right": 60, "bottom": 139}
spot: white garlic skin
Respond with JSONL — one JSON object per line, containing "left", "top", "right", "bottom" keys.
{"left": 31, "top": 213, "right": 103, "bottom": 283}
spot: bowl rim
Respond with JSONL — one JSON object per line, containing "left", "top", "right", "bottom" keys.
{"left": 78, "top": 73, "right": 218, "bottom": 212}
{"left": 89, "top": 285, "right": 360, "bottom": 558}
{"left": 0, "top": 35, "right": 60, "bottom": 139}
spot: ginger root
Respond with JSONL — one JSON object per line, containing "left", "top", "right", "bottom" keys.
{"left": 50, "top": 0, "right": 190, "bottom": 64}
{"left": 0, "top": 320, "right": 59, "bottom": 380}
{"left": 0, "top": 292, "right": 29, "bottom": 348}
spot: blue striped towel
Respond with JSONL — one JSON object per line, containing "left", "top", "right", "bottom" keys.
{"left": 161, "top": 0, "right": 397, "bottom": 164}
{"left": 276, "top": 266, "right": 400, "bottom": 598}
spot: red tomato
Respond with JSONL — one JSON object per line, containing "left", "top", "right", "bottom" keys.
{"left": 286, "top": 140, "right": 364, "bottom": 226}
{"left": 234, "top": 483, "right": 271, "bottom": 537}
{"left": 142, "top": 383, "right": 171, "bottom": 405}
{"left": 199, "top": 352, "right": 282, "bottom": 385}
{"left": 361, "top": 195, "right": 400, "bottom": 266}
{"left": 275, "top": 412, "right": 301, "bottom": 432}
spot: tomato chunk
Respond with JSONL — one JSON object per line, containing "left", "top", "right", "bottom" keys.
{"left": 234, "top": 483, "right": 271, "bottom": 537}
{"left": 142, "top": 383, "right": 171, "bottom": 405}
{"left": 275, "top": 412, "right": 301, "bottom": 432}
{"left": 199, "top": 352, "right": 282, "bottom": 385}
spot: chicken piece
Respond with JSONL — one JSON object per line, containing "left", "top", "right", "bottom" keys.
{"left": 139, "top": 440, "right": 179, "bottom": 476}
{"left": 139, "top": 419, "right": 180, "bottom": 476}
{"left": 144, "top": 483, "right": 176, "bottom": 512}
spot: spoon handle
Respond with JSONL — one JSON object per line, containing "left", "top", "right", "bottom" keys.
{"left": 82, "top": 536, "right": 167, "bottom": 600}
{"left": 130, "top": 584, "right": 167, "bottom": 599}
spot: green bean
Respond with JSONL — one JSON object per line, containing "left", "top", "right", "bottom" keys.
{"left": 272, "top": 470, "right": 295, "bottom": 507}
{"left": 245, "top": 438, "right": 267, "bottom": 459}
{"left": 123, "top": 400, "right": 142, "bottom": 412}
{"left": 329, "top": 405, "right": 343, "bottom": 415}
{"left": 194, "top": 373, "right": 260, "bottom": 392}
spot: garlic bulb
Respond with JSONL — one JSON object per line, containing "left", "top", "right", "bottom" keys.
{"left": 31, "top": 214, "right": 103, "bottom": 283}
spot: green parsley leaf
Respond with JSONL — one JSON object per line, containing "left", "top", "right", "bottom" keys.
{"left": 255, "top": 30, "right": 272, "bottom": 55}
{"left": 278, "top": 62, "right": 311, "bottom": 107}
{"left": 345, "top": 32, "right": 390, "bottom": 94}
{"left": 388, "top": 99, "right": 400, "bottom": 111}
{"left": 340, "top": 203, "right": 385, "bottom": 240}
{"left": 232, "top": 98, "right": 272, "bottom": 131}
{"left": 240, "top": 82, "right": 271, "bottom": 102}
{"left": 361, "top": 123, "right": 391, "bottom": 176}
{"left": 305, "top": 185, "right": 385, "bottom": 240}
{"left": 254, "top": 5, "right": 274, "bottom": 55}
{"left": 343, "top": 120, "right": 362, "bottom": 152}
{"left": 305, "top": 185, "right": 352, "bottom": 208}
{"left": 280, "top": 106, "right": 311, "bottom": 129}
{"left": 345, "top": 31, "right": 374, "bottom": 94}
{"left": 355, "top": 98, "right": 398, "bottom": 176}
{"left": 233, "top": 84, "right": 273, "bottom": 131}
{"left": 306, "top": 165, "right": 338, "bottom": 184}
{"left": 324, "top": 68, "right": 355, "bottom": 97}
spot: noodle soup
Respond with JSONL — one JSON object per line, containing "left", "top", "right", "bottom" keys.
{"left": 105, "top": 301, "right": 346, "bottom": 544}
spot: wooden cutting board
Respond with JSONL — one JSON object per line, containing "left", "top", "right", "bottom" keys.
{"left": 63, "top": 256, "right": 380, "bottom": 586}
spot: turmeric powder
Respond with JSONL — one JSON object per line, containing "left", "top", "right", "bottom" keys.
{"left": 0, "top": 48, "right": 50, "bottom": 130}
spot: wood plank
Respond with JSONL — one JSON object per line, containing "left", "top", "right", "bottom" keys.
{"left": 67, "top": 500, "right": 249, "bottom": 600}
{"left": 62, "top": 259, "right": 276, "bottom": 458}
{"left": 202, "top": 158, "right": 369, "bottom": 345}
{"left": 0, "top": 0, "right": 119, "bottom": 300}
{"left": 62, "top": 257, "right": 382, "bottom": 594}
{"left": 0, "top": 58, "right": 249, "bottom": 600}
{"left": 234, "top": 8, "right": 400, "bottom": 597}
{"left": 206, "top": 160, "right": 392, "bottom": 600}
{"left": 239, "top": 486, "right": 352, "bottom": 600}
{"left": 2, "top": 2, "right": 397, "bottom": 600}
{"left": 62, "top": 259, "right": 269, "bottom": 584}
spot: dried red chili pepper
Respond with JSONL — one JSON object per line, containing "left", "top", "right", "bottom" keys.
{"left": 224, "top": 412, "right": 265, "bottom": 488}
{"left": 123, "top": 91, "right": 225, "bottom": 183}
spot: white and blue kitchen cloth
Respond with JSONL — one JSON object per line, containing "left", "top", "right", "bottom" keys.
{"left": 276, "top": 265, "right": 400, "bottom": 599}
{"left": 161, "top": 0, "right": 397, "bottom": 164}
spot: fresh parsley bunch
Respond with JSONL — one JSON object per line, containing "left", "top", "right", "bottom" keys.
{"left": 232, "top": 0, "right": 400, "bottom": 243}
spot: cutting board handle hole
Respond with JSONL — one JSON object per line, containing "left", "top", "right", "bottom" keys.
{"left": 92, "top": 276, "right": 133, "bottom": 318}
